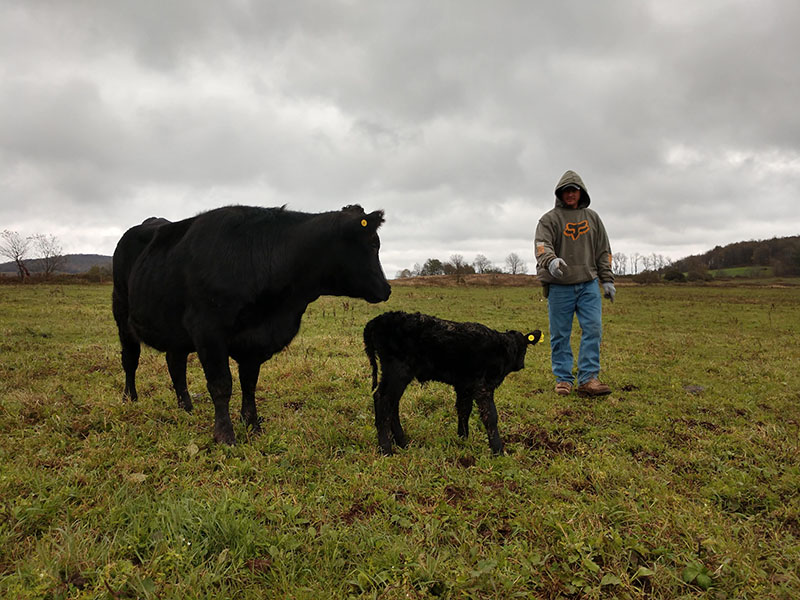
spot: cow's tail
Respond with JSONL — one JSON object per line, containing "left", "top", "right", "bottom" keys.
{"left": 363, "top": 321, "right": 379, "bottom": 392}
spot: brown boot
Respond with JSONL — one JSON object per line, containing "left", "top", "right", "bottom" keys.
{"left": 577, "top": 379, "right": 611, "bottom": 397}
{"left": 555, "top": 381, "right": 573, "bottom": 396}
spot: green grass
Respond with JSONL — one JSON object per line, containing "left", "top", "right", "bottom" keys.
{"left": 1, "top": 282, "right": 799, "bottom": 599}
{"left": 709, "top": 266, "right": 773, "bottom": 278}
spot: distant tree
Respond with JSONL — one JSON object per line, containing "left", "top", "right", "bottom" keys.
{"left": 420, "top": 258, "right": 445, "bottom": 276}
{"left": 31, "top": 233, "right": 67, "bottom": 277}
{"left": 753, "top": 245, "right": 771, "bottom": 266}
{"left": 663, "top": 268, "right": 686, "bottom": 282}
{"left": 686, "top": 259, "right": 712, "bottom": 282}
{"left": 0, "top": 230, "right": 31, "bottom": 280}
{"left": 612, "top": 252, "right": 627, "bottom": 275}
{"left": 85, "top": 265, "right": 112, "bottom": 283}
{"left": 411, "top": 263, "right": 422, "bottom": 277}
{"left": 396, "top": 268, "right": 413, "bottom": 279}
{"left": 473, "top": 254, "right": 492, "bottom": 274}
{"left": 443, "top": 254, "right": 474, "bottom": 282}
{"left": 505, "top": 252, "right": 527, "bottom": 275}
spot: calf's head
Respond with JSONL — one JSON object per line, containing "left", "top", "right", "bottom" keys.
{"left": 329, "top": 205, "right": 391, "bottom": 304}
{"left": 506, "top": 329, "right": 542, "bottom": 372}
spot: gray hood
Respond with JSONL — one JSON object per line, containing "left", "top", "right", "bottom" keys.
{"left": 554, "top": 170, "right": 590, "bottom": 208}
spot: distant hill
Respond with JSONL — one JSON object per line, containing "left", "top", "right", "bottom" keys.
{"left": 671, "top": 235, "right": 800, "bottom": 276}
{"left": 0, "top": 254, "right": 112, "bottom": 276}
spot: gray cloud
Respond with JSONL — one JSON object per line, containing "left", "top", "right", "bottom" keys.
{"left": 1, "top": 0, "right": 798, "bottom": 278}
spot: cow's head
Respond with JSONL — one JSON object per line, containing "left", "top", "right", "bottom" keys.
{"left": 506, "top": 329, "right": 543, "bottom": 372}
{"left": 329, "top": 205, "right": 391, "bottom": 303}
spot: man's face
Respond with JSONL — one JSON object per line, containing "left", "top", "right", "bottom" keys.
{"left": 562, "top": 187, "right": 580, "bottom": 209}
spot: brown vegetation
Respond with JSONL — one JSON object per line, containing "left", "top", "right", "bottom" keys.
{"left": 390, "top": 273, "right": 542, "bottom": 287}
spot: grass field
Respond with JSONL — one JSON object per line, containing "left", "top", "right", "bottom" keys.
{"left": 1, "top": 282, "right": 799, "bottom": 599}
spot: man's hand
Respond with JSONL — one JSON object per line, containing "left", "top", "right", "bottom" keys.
{"left": 602, "top": 282, "right": 616, "bottom": 302}
{"left": 548, "top": 258, "right": 567, "bottom": 278}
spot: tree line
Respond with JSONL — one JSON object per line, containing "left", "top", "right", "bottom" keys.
{"left": 396, "top": 253, "right": 528, "bottom": 279}
{"left": 611, "top": 252, "right": 674, "bottom": 276}
{"left": 671, "top": 236, "right": 800, "bottom": 277}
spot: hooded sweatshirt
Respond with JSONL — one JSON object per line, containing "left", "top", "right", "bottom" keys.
{"left": 534, "top": 170, "right": 614, "bottom": 286}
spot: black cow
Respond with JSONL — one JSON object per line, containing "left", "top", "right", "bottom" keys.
{"left": 112, "top": 204, "right": 391, "bottom": 444}
{"left": 363, "top": 311, "right": 541, "bottom": 455}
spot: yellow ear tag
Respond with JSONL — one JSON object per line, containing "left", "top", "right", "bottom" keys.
{"left": 360, "top": 219, "right": 368, "bottom": 227}
{"left": 528, "top": 334, "right": 536, "bottom": 343}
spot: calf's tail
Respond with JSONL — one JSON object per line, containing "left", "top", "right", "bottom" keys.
{"left": 363, "top": 322, "right": 379, "bottom": 392}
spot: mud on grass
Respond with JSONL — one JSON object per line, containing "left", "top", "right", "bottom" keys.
{"left": 1, "top": 282, "right": 799, "bottom": 598}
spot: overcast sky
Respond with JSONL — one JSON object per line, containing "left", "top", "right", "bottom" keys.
{"left": 2, "top": 0, "right": 798, "bottom": 277}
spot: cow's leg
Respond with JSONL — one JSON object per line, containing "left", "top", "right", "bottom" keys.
{"left": 195, "top": 343, "right": 235, "bottom": 445}
{"left": 374, "top": 365, "right": 410, "bottom": 455}
{"left": 118, "top": 328, "right": 140, "bottom": 402}
{"left": 238, "top": 360, "right": 262, "bottom": 433}
{"left": 166, "top": 351, "right": 193, "bottom": 412}
{"left": 455, "top": 385, "right": 474, "bottom": 440}
{"left": 475, "top": 385, "right": 504, "bottom": 455}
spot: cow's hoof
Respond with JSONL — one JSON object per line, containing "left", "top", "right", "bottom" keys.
{"left": 379, "top": 445, "right": 394, "bottom": 456}
{"left": 214, "top": 427, "right": 236, "bottom": 445}
{"left": 241, "top": 413, "right": 263, "bottom": 432}
{"left": 178, "top": 396, "right": 193, "bottom": 413}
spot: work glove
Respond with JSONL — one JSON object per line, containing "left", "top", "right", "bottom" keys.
{"left": 548, "top": 258, "right": 567, "bottom": 278}
{"left": 602, "top": 282, "right": 616, "bottom": 302}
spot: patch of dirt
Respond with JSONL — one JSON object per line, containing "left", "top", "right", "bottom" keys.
{"left": 456, "top": 455, "right": 476, "bottom": 468}
{"left": 505, "top": 425, "right": 575, "bottom": 454}
{"left": 245, "top": 558, "right": 273, "bottom": 574}
{"left": 444, "top": 484, "right": 470, "bottom": 505}
{"left": 340, "top": 499, "right": 379, "bottom": 524}
{"left": 672, "top": 417, "right": 720, "bottom": 432}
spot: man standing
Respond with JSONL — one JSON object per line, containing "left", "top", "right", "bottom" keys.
{"left": 534, "top": 170, "right": 615, "bottom": 397}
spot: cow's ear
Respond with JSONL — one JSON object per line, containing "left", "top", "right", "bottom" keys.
{"left": 526, "top": 330, "right": 542, "bottom": 345}
{"left": 353, "top": 209, "right": 385, "bottom": 233}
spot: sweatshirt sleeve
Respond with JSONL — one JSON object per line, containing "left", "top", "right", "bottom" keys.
{"left": 534, "top": 217, "right": 558, "bottom": 273}
{"left": 594, "top": 216, "right": 615, "bottom": 283}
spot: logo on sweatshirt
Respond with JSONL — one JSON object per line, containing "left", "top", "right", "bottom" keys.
{"left": 563, "top": 220, "right": 590, "bottom": 240}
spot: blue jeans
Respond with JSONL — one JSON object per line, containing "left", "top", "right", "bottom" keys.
{"left": 547, "top": 279, "right": 602, "bottom": 385}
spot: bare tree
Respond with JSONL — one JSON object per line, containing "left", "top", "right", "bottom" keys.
{"left": 631, "top": 252, "right": 641, "bottom": 275}
{"left": 473, "top": 254, "right": 492, "bottom": 274}
{"left": 505, "top": 252, "right": 527, "bottom": 275}
{"left": 448, "top": 254, "right": 469, "bottom": 274}
{"left": 31, "top": 233, "right": 67, "bottom": 277}
{"left": 0, "top": 230, "right": 31, "bottom": 280}
{"left": 612, "top": 252, "right": 628, "bottom": 275}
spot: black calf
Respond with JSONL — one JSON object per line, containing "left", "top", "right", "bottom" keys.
{"left": 364, "top": 311, "right": 541, "bottom": 455}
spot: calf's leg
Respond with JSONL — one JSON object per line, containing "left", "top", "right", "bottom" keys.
{"left": 374, "top": 365, "right": 411, "bottom": 455}
{"left": 475, "top": 386, "right": 504, "bottom": 455}
{"left": 455, "top": 385, "right": 474, "bottom": 439}
{"left": 238, "top": 360, "right": 263, "bottom": 433}
{"left": 166, "top": 351, "right": 193, "bottom": 412}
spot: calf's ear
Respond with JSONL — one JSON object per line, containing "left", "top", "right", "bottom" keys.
{"left": 526, "top": 330, "right": 542, "bottom": 345}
